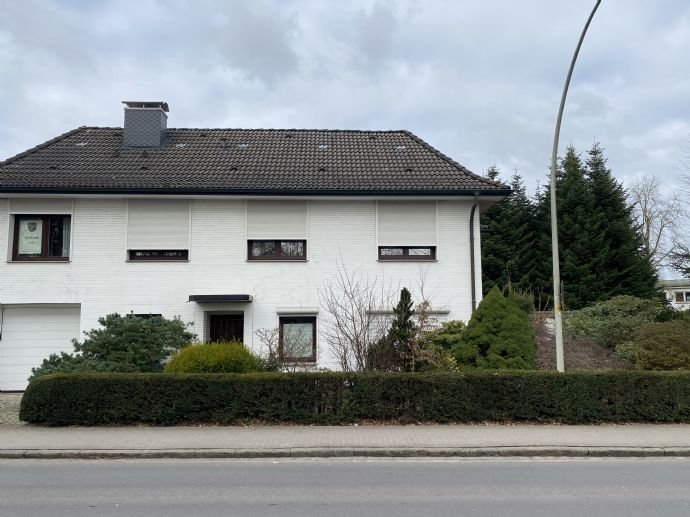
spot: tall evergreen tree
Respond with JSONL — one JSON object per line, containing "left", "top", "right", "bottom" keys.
{"left": 481, "top": 168, "right": 537, "bottom": 295}
{"left": 584, "top": 143, "right": 658, "bottom": 299}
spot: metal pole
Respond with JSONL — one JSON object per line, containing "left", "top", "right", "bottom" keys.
{"left": 551, "top": 0, "right": 601, "bottom": 372}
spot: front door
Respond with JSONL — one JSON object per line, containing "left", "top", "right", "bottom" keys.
{"left": 209, "top": 314, "right": 244, "bottom": 342}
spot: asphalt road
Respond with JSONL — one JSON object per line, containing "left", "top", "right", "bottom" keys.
{"left": 1, "top": 457, "right": 689, "bottom": 516}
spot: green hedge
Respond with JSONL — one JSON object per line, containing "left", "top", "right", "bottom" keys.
{"left": 19, "top": 371, "right": 690, "bottom": 426}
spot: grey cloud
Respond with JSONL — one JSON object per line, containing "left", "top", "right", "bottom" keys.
{"left": 1, "top": 0, "right": 690, "bottom": 195}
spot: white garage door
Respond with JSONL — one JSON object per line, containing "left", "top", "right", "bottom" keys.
{"left": 0, "top": 305, "right": 81, "bottom": 391}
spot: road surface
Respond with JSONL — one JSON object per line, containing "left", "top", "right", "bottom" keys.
{"left": 1, "top": 457, "right": 689, "bottom": 516}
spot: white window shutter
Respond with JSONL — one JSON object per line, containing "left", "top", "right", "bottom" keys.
{"left": 127, "top": 199, "right": 190, "bottom": 250}
{"left": 377, "top": 201, "right": 437, "bottom": 246}
{"left": 246, "top": 201, "right": 308, "bottom": 240}
{"left": 10, "top": 198, "right": 73, "bottom": 214}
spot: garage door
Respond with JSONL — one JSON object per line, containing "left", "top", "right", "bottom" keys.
{"left": 0, "top": 305, "right": 81, "bottom": 391}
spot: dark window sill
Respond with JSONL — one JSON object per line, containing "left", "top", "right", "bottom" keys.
{"left": 377, "top": 259, "right": 438, "bottom": 263}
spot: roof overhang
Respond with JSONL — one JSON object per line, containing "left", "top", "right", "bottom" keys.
{"left": 0, "top": 187, "right": 513, "bottom": 198}
{"left": 189, "top": 294, "right": 252, "bottom": 303}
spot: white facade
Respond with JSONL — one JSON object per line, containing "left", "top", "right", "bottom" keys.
{"left": 0, "top": 196, "right": 484, "bottom": 389}
{"left": 660, "top": 280, "right": 690, "bottom": 311}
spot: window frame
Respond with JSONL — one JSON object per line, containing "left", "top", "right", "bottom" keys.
{"left": 247, "top": 239, "right": 307, "bottom": 261}
{"left": 12, "top": 214, "right": 71, "bottom": 262}
{"left": 128, "top": 249, "right": 189, "bottom": 261}
{"left": 278, "top": 315, "right": 317, "bottom": 363}
{"left": 378, "top": 246, "right": 436, "bottom": 261}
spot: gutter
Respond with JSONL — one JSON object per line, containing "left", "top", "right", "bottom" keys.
{"left": 469, "top": 193, "right": 480, "bottom": 312}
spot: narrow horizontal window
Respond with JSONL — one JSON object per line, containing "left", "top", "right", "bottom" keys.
{"left": 279, "top": 316, "right": 317, "bottom": 362}
{"left": 248, "top": 240, "right": 306, "bottom": 260}
{"left": 127, "top": 313, "right": 163, "bottom": 319}
{"left": 128, "top": 250, "right": 188, "bottom": 261}
{"left": 378, "top": 246, "right": 436, "bottom": 261}
{"left": 12, "top": 214, "right": 71, "bottom": 261}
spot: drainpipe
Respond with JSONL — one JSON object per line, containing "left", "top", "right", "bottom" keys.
{"left": 469, "top": 193, "right": 480, "bottom": 312}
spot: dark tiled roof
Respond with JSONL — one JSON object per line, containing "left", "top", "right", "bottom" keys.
{"left": 0, "top": 127, "right": 509, "bottom": 196}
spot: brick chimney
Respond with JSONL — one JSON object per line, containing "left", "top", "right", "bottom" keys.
{"left": 122, "top": 101, "right": 169, "bottom": 147}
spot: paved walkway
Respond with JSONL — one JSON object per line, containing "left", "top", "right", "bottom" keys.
{"left": 2, "top": 424, "right": 690, "bottom": 459}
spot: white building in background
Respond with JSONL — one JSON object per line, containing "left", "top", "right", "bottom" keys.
{"left": 0, "top": 101, "right": 509, "bottom": 390}
{"left": 659, "top": 279, "right": 690, "bottom": 311}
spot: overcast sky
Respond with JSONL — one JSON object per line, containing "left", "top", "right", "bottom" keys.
{"left": 1, "top": 0, "right": 689, "bottom": 190}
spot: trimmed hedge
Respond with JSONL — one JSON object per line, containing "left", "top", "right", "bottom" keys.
{"left": 19, "top": 371, "right": 690, "bottom": 426}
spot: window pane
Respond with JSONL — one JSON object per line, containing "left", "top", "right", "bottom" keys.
{"left": 685, "top": 292, "right": 690, "bottom": 302}
{"left": 282, "top": 322, "right": 314, "bottom": 358}
{"left": 280, "top": 240, "right": 304, "bottom": 257}
{"left": 408, "top": 247, "right": 431, "bottom": 256}
{"left": 676, "top": 292, "right": 685, "bottom": 302}
{"left": 17, "top": 218, "right": 43, "bottom": 255}
{"left": 380, "top": 247, "right": 403, "bottom": 256}
{"left": 48, "top": 216, "right": 70, "bottom": 257}
{"left": 251, "top": 240, "right": 275, "bottom": 256}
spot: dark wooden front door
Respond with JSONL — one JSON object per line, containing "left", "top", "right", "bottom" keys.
{"left": 209, "top": 314, "right": 244, "bottom": 342}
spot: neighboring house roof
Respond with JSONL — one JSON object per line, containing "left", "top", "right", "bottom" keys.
{"left": 0, "top": 127, "right": 510, "bottom": 196}
{"left": 659, "top": 279, "right": 690, "bottom": 288}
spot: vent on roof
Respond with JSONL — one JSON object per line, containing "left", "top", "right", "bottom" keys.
{"left": 238, "top": 143, "right": 249, "bottom": 149}
{"left": 122, "top": 101, "right": 168, "bottom": 148}
{"left": 75, "top": 142, "right": 88, "bottom": 147}
{"left": 318, "top": 144, "right": 328, "bottom": 150}
{"left": 48, "top": 165, "right": 60, "bottom": 170}
{"left": 318, "top": 166, "right": 326, "bottom": 172}
{"left": 405, "top": 167, "right": 413, "bottom": 173}
{"left": 395, "top": 145, "right": 406, "bottom": 151}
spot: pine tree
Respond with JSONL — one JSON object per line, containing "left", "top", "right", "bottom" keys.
{"left": 584, "top": 142, "right": 659, "bottom": 299}
{"left": 481, "top": 168, "right": 537, "bottom": 294}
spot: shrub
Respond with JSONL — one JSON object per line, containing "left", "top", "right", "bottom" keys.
{"left": 31, "top": 314, "right": 194, "bottom": 379}
{"left": 634, "top": 320, "right": 690, "bottom": 371}
{"left": 564, "top": 296, "right": 664, "bottom": 349}
{"left": 454, "top": 286, "right": 535, "bottom": 369}
{"left": 165, "top": 341, "right": 265, "bottom": 374}
{"left": 20, "top": 371, "right": 690, "bottom": 425}
{"left": 423, "top": 320, "right": 465, "bottom": 350}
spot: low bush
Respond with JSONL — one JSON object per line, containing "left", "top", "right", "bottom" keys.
{"left": 564, "top": 296, "right": 664, "bottom": 350}
{"left": 165, "top": 341, "right": 265, "bottom": 374}
{"left": 454, "top": 287, "right": 535, "bottom": 369}
{"left": 20, "top": 370, "right": 690, "bottom": 425}
{"left": 633, "top": 320, "right": 690, "bottom": 371}
{"left": 31, "top": 314, "right": 194, "bottom": 379}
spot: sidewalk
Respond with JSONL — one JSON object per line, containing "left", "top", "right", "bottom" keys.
{"left": 2, "top": 423, "right": 690, "bottom": 459}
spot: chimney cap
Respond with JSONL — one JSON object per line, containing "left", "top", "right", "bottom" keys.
{"left": 122, "top": 101, "right": 169, "bottom": 112}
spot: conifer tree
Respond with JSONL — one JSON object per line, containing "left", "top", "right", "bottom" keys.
{"left": 454, "top": 286, "right": 535, "bottom": 369}
{"left": 584, "top": 143, "right": 658, "bottom": 299}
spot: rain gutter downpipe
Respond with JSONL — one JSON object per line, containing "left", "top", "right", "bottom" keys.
{"left": 469, "top": 193, "right": 480, "bottom": 312}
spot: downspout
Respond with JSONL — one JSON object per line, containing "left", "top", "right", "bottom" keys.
{"left": 469, "top": 193, "right": 480, "bottom": 312}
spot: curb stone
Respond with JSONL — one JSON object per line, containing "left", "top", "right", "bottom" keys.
{"left": 2, "top": 447, "right": 690, "bottom": 460}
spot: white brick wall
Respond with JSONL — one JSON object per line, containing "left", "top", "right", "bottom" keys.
{"left": 0, "top": 197, "right": 483, "bottom": 369}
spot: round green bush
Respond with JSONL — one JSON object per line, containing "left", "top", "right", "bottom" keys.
{"left": 633, "top": 320, "right": 690, "bottom": 371}
{"left": 165, "top": 341, "right": 265, "bottom": 374}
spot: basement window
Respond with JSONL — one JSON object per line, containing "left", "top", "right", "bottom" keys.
{"left": 12, "top": 215, "right": 71, "bottom": 261}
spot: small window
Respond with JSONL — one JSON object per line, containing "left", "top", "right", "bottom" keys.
{"left": 248, "top": 240, "right": 306, "bottom": 260}
{"left": 12, "top": 215, "right": 71, "bottom": 261}
{"left": 378, "top": 246, "right": 436, "bottom": 261}
{"left": 129, "top": 250, "right": 188, "bottom": 261}
{"left": 279, "top": 316, "right": 316, "bottom": 362}
{"left": 127, "top": 313, "right": 162, "bottom": 319}
{"left": 676, "top": 292, "right": 685, "bottom": 303}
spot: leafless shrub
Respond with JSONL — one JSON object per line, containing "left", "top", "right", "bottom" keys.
{"left": 318, "top": 260, "right": 396, "bottom": 372}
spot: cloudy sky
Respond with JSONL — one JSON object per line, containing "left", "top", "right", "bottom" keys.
{"left": 1, "top": 0, "right": 689, "bottom": 190}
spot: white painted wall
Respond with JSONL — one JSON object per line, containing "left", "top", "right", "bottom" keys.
{"left": 0, "top": 197, "right": 483, "bottom": 370}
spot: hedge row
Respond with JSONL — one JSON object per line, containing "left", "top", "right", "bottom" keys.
{"left": 19, "top": 371, "right": 690, "bottom": 426}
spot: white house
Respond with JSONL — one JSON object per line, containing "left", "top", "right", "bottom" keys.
{"left": 0, "top": 101, "right": 510, "bottom": 390}
{"left": 659, "top": 279, "right": 690, "bottom": 311}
